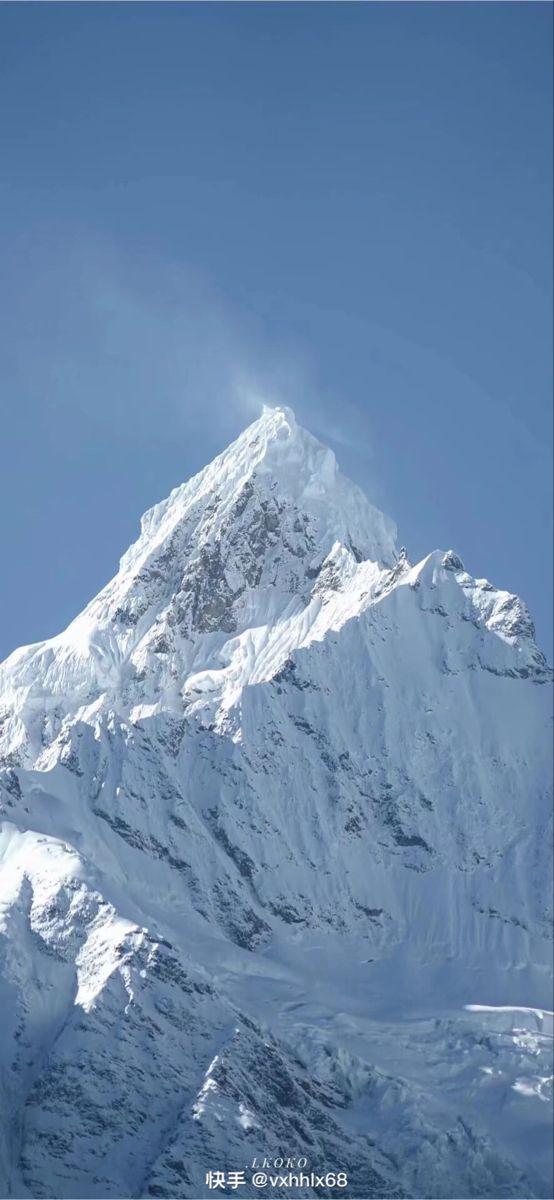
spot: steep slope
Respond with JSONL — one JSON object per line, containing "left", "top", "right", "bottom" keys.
{"left": 0, "top": 406, "right": 552, "bottom": 1200}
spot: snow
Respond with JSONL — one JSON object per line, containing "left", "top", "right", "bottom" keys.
{"left": 0, "top": 406, "right": 552, "bottom": 1199}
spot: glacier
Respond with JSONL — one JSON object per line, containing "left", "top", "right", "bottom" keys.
{"left": 0, "top": 404, "right": 552, "bottom": 1199}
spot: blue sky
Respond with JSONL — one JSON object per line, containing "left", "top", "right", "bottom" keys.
{"left": 1, "top": 2, "right": 552, "bottom": 659}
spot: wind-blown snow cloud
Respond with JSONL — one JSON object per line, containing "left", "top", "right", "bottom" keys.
{"left": 4, "top": 227, "right": 341, "bottom": 450}
{"left": 4, "top": 224, "right": 374, "bottom": 472}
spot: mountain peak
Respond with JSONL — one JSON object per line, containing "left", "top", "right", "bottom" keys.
{"left": 115, "top": 408, "right": 398, "bottom": 598}
{"left": 1, "top": 411, "right": 552, "bottom": 1200}
{"left": 259, "top": 401, "right": 297, "bottom": 427}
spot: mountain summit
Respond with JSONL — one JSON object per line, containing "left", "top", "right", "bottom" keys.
{"left": 0, "top": 410, "right": 552, "bottom": 1199}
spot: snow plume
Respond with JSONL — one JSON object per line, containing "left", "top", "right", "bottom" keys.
{"left": 4, "top": 225, "right": 329, "bottom": 450}
{"left": 4, "top": 223, "right": 384, "bottom": 502}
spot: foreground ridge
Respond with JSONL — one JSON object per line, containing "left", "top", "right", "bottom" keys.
{"left": 0, "top": 407, "right": 552, "bottom": 1200}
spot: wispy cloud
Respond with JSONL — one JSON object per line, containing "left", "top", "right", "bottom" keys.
{"left": 3, "top": 223, "right": 377, "bottom": 470}
{"left": 3, "top": 228, "right": 318, "bottom": 448}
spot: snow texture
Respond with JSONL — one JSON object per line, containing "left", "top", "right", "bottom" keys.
{"left": 0, "top": 405, "right": 552, "bottom": 1199}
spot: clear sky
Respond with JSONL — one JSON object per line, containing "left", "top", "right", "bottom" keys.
{"left": 1, "top": 2, "right": 552, "bottom": 660}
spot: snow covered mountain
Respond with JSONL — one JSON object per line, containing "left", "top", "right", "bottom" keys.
{"left": 0, "top": 405, "right": 552, "bottom": 1200}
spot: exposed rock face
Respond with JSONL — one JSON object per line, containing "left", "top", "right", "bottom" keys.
{"left": 0, "top": 406, "right": 552, "bottom": 1199}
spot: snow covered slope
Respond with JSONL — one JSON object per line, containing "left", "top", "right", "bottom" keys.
{"left": 0, "top": 405, "right": 552, "bottom": 1199}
